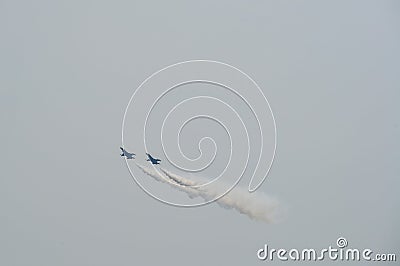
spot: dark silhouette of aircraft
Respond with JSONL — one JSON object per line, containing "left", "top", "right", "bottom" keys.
{"left": 120, "top": 147, "right": 135, "bottom": 159}
{"left": 146, "top": 153, "right": 161, "bottom": 164}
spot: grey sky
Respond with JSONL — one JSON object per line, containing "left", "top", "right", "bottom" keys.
{"left": 1, "top": 1, "right": 399, "bottom": 265}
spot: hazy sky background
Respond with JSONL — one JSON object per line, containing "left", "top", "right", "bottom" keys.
{"left": 1, "top": 1, "right": 399, "bottom": 265}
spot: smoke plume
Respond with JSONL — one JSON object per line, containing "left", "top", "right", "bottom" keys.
{"left": 136, "top": 163, "right": 279, "bottom": 223}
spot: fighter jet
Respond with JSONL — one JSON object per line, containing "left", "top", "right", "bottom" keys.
{"left": 120, "top": 147, "right": 135, "bottom": 159}
{"left": 146, "top": 153, "right": 161, "bottom": 164}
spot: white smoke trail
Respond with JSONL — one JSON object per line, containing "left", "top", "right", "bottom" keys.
{"left": 136, "top": 163, "right": 279, "bottom": 223}
{"left": 135, "top": 163, "right": 200, "bottom": 198}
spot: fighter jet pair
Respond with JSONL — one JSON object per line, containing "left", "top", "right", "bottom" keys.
{"left": 120, "top": 147, "right": 161, "bottom": 165}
